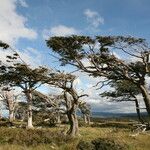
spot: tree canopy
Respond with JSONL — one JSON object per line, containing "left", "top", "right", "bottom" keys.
{"left": 47, "top": 35, "right": 150, "bottom": 118}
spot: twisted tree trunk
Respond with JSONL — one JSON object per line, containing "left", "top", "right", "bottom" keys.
{"left": 67, "top": 109, "right": 79, "bottom": 137}
{"left": 139, "top": 84, "right": 150, "bottom": 118}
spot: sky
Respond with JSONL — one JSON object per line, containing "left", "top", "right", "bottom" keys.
{"left": 0, "top": 0, "right": 150, "bottom": 114}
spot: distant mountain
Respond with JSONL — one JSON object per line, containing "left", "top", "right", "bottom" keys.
{"left": 91, "top": 111, "right": 148, "bottom": 118}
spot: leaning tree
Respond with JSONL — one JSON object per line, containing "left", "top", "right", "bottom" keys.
{"left": 101, "top": 80, "right": 145, "bottom": 123}
{"left": 0, "top": 42, "right": 53, "bottom": 128}
{"left": 0, "top": 63, "right": 51, "bottom": 128}
{"left": 46, "top": 72, "right": 88, "bottom": 137}
{"left": 0, "top": 86, "right": 20, "bottom": 123}
{"left": 46, "top": 36, "right": 150, "bottom": 119}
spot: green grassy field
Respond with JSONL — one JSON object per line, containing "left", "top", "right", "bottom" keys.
{"left": 0, "top": 120, "right": 149, "bottom": 150}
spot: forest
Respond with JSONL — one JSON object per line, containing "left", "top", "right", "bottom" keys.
{"left": 0, "top": 35, "right": 150, "bottom": 150}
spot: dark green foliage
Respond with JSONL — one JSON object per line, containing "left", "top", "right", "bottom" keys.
{"left": 47, "top": 35, "right": 150, "bottom": 84}
{"left": 101, "top": 80, "right": 140, "bottom": 100}
{"left": 47, "top": 35, "right": 146, "bottom": 68}
{"left": 46, "top": 35, "right": 95, "bottom": 65}
{"left": 0, "top": 41, "right": 9, "bottom": 49}
{"left": 96, "top": 36, "right": 145, "bottom": 46}
{"left": 0, "top": 64, "right": 50, "bottom": 88}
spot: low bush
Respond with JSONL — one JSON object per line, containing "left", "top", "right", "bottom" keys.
{"left": 77, "top": 138, "right": 127, "bottom": 150}
{"left": 77, "top": 140, "right": 95, "bottom": 150}
{"left": 0, "top": 128, "right": 72, "bottom": 146}
{"left": 92, "top": 138, "right": 126, "bottom": 150}
{"left": 33, "top": 112, "right": 58, "bottom": 127}
{"left": 78, "top": 120, "right": 90, "bottom": 127}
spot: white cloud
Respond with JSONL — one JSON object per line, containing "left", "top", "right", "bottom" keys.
{"left": 71, "top": 70, "right": 146, "bottom": 113}
{"left": 0, "top": 47, "right": 43, "bottom": 68}
{"left": 0, "top": 0, "right": 37, "bottom": 45}
{"left": 18, "top": 0, "right": 28, "bottom": 8}
{"left": 18, "top": 47, "right": 43, "bottom": 67}
{"left": 90, "top": 93, "right": 146, "bottom": 113}
{"left": 111, "top": 51, "right": 121, "bottom": 59}
{"left": 84, "top": 9, "right": 98, "bottom": 18}
{"left": 43, "top": 25, "right": 79, "bottom": 39}
{"left": 74, "top": 78, "right": 81, "bottom": 87}
{"left": 84, "top": 9, "right": 104, "bottom": 29}
{"left": 0, "top": 48, "right": 15, "bottom": 66}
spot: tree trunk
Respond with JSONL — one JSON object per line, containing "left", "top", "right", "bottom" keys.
{"left": 74, "top": 113, "right": 79, "bottom": 135}
{"left": 0, "top": 112, "right": 2, "bottom": 120}
{"left": 134, "top": 99, "right": 144, "bottom": 123}
{"left": 83, "top": 114, "right": 87, "bottom": 123}
{"left": 0, "top": 102, "right": 2, "bottom": 119}
{"left": 67, "top": 110, "right": 79, "bottom": 137}
{"left": 4, "top": 89, "right": 15, "bottom": 123}
{"left": 83, "top": 114, "right": 90, "bottom": 124}
{"left": 139, "top": 85, "right": 150, "bottom": 118}
{"left": 57, "top": 112, "right": 61, "bottom": 124}
{"left": 9, "top": 110, "right": 14, "bottom": 123}
{"left": 87, "top": 115, "right": 91, "bottom": 125}
{"left": 25, "top": 91, "right": 33, "bottom": 128}
{"left": 63, "top": 90, "right": 79, "bottom": 137}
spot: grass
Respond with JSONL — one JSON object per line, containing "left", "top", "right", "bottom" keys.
{"left": 0, "top": 120, "right": 149, "bottom": 149}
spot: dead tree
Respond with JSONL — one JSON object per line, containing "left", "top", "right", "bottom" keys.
{"left": 0, "top": 86, "right": 19, "bottom": 123}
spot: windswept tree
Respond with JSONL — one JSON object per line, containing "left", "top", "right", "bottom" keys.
{"left": 101, "top": 80, "right": 144, "bottom": 123}
{"left": 32, "top": 90, "right": 63, "bottom": 124}
{"left": 0, "top": 42, "right": 52, "bottom": 128}
{"left": 47, "top": 36, "right": 150, "bottom": 119}
{"left": 47, "top": 72, "right": 88, "bottom": 136}
{"left": 0, "top": 63, "right": 52, "bottom": 128}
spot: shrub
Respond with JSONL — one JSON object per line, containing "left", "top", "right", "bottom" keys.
{"left": 77, "top": 140, "right": 95, "bottom": 150}
{"left": 92, "top": 138, "right": 126, "bottom": 150}
{"left": 0, "top": 118, "right": 9, "bottom": 122}
{"left": 0, "top": 128, "right": 72, "bottom": 146}
{"left": 77, "top": 138, "right": 126, "bottom": 150}
{"left": 78, "top": 120, "right": 89, "bottom": 127}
